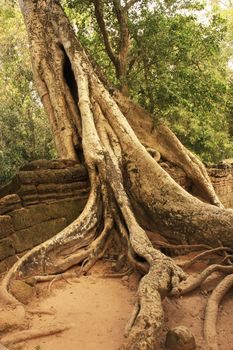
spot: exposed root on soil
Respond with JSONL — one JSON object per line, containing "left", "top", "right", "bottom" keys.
{"left": 0, "top": 343, "right": 10, "bottom": 350}
{"left": 171, "top": 262, "right": 233, "bottom": 350}
{"left": 218, "top": 240, "right": 233, "bottom": 266}
{"left": 181, "top": 247, "right": 233, "bottom": 269}
{"left": 204, "top": 273, "right": 233, "bottom": 350}
{"left": 220, "top": 254, "right": 233, "bottom": 264}
{"left": 1, "top": 325, "right": 71, "bottom": 347}
{"left": 102, "top": 267, "right": 133, "bottom": 278}
{"left": 27, "top": 308, "right": 56, "bottom": 315}
{"left": 171, "top": 264, "right": 233, "bottom": 295}
{"left": 25, "top": 272, "right": 78, "bottom": 286}
{"left": 48, "top": 276, "right": 65, "bottom": 294}
{"left": 152, "top": 240, "right": 211, "bottom": 253}
{"left": 124, "top": 301, "right": 140, "bottom": 337}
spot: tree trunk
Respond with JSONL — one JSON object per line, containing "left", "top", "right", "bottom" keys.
{"left": 1, "top": 1, "right": 233, "bottom": 349}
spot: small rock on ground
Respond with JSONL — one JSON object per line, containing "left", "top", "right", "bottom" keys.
{"left": 165, "top": 325, "right": 196, "bottom": 350}
{"left": 10, "top": 280, "right": 34, "bottom": 304}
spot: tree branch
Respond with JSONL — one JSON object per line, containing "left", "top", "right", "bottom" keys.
{"left": 111, "top": 0, "right": 130, "bottom": 79}
{"left": 125, "top": 0, "right": 141, "bottom": 11}
{"left": 128, "top": 56, "right": 137, "bottom": 72}
{"left": 92, "top": 0, "right": 119, "bottom": 68}
{"left": 112, "top": 0, "right": 129, "bottom": 53}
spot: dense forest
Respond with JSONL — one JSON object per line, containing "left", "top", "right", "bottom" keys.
{"left": 1, "top": 0, "right": 233, "bottom": 184}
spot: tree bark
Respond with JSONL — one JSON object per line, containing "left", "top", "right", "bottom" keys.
{"left": 1, "top": 1, "right": 233, "bottom": 349}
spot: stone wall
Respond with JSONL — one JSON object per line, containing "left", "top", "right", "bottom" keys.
{"left": 207, "top": 165, "right": 233, "bottom": 208}
{"left": 0, "top": 159, "right": 232, "bottom": 272}
{"left": 162, "top": 161, "right": 233, "bottom": 207}
{"left": 0, "top": 160, "right": 89, "bottom": 273}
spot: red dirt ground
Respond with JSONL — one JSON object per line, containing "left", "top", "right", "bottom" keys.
{"left": 2, "top": 257, "right": 233, "bottom": 350}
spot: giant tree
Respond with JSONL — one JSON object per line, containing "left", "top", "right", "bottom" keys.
{"left": 1, "top": 1, "right": 233, "bottom": 350}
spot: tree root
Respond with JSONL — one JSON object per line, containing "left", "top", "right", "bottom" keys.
{"left": 0, "top": 179, "right": 101, "bottom": 305}
{"left": 8, "top": 344, "right": 24, "bottom": 350}
{"left": 218, "top": 240, "right": 233, "bottom": 265}
{"left": 144, "top": 145, "right": 160, "bottom": 161}
{"left": 181, "top": 247, "right": 232, "bottom": 269}
{"left": 127, "top": 249, "right": 149, "bottom": 275}
{"left": 204, "top": 274, "right": 233, "bottom": 350}
{"left": 121, "top": 261, "right": 186, "bottom": 350}
{"left": 48, "top": 275, "right": 67, "bottom": 294}
{"left": 102, "top": 267, "right": 133, "bottom": 278}
{"left": 78, "top": 219, "right": 113, "bottom": 275}
{"left": 152, "top": 240, "right": 211, "bottom": 254}
{"left": 172, "top": 263, "right": 233, "bottom": 350}
{"left": 25, "top": 272, "right": 78, "bottom": 286}
{"left": 171, "top": 264, "right": 233, "bottom": 296}
{"left": 26, "top": 308, "right": 56, "bottom": 315}
{"left": 89, "top": 89, "right": 187, "bottom": 349}
{"left": 124, "top": 301, "right": 140, "bottom": 337}
{"left": 220, "top": 255, "right": 233, "bottom": 264}
{"left": 1, "top": 325, "right": 71, "bottom": 346}
{"left": 0, "top": 344, "right": 10, "bottom": 350}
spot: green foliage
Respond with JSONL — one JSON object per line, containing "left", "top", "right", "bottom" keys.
{"left": 128, "top": 8, "right": 233, "bottom": 162}
{"left": 0, "top": 4, "right": 56, "bottom": 185}
{"left": 63, "top": 0, "right": 118, "bottom": 85}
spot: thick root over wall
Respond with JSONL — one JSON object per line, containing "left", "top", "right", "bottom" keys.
{"left": 1, "top": 1, "right": 233, "bottom": 349}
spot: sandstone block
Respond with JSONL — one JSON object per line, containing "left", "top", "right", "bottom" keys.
{"left": 10, "top": 204, "right": 48, "bottom": 230}
{"left": 0, "top": 216, "right": 14, "bottom": 239}
{"left": 0, "top": 194, "right": 21, "bottom": 215}
{"left": 11, "top": 217, "right": 67, "bottom": 252}
{"left": 0, "top": 238, "right": 15, "bottom": 260}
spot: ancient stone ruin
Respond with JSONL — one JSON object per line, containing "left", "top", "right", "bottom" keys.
{"left": 0, "top": 160, "right": 89, "bottom": 273}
